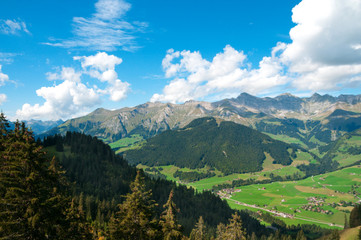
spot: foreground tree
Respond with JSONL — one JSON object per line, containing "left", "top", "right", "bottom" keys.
{"left": 189, "top": 216, "right": 207, "bottom": 240}
{"left": 295, "top": 230, "right": 307, "bottom": 240}
{"left": 350, "top": 204, "right": 361, "bottom": 228}
{"left": 160, "top": 189, "right": 183, "bottom": 240}
{"left": 109, "top": 170, "right": 160, "bottom": 240}
{"left": 224, "top": 212, "right": 246, "bottom": 240}
{"left": 0, "top": 114, "right": 87, "bottom": 239}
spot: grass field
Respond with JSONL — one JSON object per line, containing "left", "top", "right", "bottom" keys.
{"left": 141, "top": 164, "right": 361, "bottom": 228}
{"left": 108, "top": 134, "right": 145, "bottom": 154}
{"left": 264, "top": 133, "right": 308, "bottom": 149}
{"left": 225, "top": 166, "right": 361, "bottom": 228}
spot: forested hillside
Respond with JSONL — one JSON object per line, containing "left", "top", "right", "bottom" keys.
{"left": 125, "top": 117, "right": 304, "bottom": 174}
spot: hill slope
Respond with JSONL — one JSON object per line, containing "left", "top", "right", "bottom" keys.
{"left": 319, "top": 128, "right": 361, "bottom": 168}
{"left": 43, "top": 132, "right": 263, "bottom": 234}
{"left": 125, "top": 117, "right": 310, "bottom": 175}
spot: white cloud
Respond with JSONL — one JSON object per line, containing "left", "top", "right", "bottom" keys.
{"left": 74, "top": 52, "right": 123, "bottom": 72}
{"left": 16, "top": 52, "right": 130, "bottom": 120}
{"left": 16, "top": 67, "right": 100, "bottom": 120}
{"left": 153, "top": 0, "right": 361, "bottom": 101}
{"left": 0, "top": 19, "right": 30, "bottom": 35}
{"left": 151, "top": 45, "right": 287, "bottom": 103}
{"left": 0, "top": 65, "right": 8, "bottom": 105}
{"left": 45, "top": 0, "right": 146, "bottom": 51}
{"left": 75, "top": 52, "right": 130, "bottom": 101}
{"left": 0, "top": 65, "right": 10, "bottom": 86}
{"left": 0, "top": 52, "right": 18, "bottom": 64}
{"left": 0, "top": 94, "right": 6, "bottom": 105}
{"left": 281, "top": 0, "right": 361, "bottom": 91}
{"left": 46, "top": 67, "right": 81, "bottom": 82}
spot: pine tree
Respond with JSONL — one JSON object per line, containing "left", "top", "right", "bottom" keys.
{"left": 160, "top": 189, "right": 183, "bottom": 240}
{"left": 344, "top": 213, "right": 350, "bottom": 229}
{"left": 110, "top": 170, "right": 160, "bottom": 240}
{"left": 0, "top": 115, "right": 84, "bottom": 239}
{"left": 249, "top": 232, "right": 257, "bottom": 240}
{"left": 328, "top": 229, "right": 340, "bottom": 240}
{"left": 190, "top": 216, "right": 207, "bottom": 240}
{"left": 216, "top": 222, "right": 226, "bottom": 240}
{"left": 295, "top": 230, "right": 307, "bottom": 240}
{"left": 224, "top": 212, "right": 246, "bottom": 240}
{"left": 61, "top": 198, "right": 92, "bottom": 240}
{"left": 350, "top": 204, "right": 361, "bottom": 227}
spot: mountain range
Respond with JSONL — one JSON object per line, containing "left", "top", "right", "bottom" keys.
{"left": 42, "top": 92, "right": 361, "bottom": 149}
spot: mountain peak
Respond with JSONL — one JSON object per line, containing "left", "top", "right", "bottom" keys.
{"left": 309, "top": 93, "right": 336, "bottom": 103}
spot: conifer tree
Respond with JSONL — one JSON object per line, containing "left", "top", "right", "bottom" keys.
{"left": 160, "top": 189, "right": 183, "bottom": 240}
{"left": 224, "top": 212, "right": 246, "bottom": 240}
{"left": 110, "top": 170, "right": 160, "bottom": 240}
{"left": 295, "top": 230, "right": 307, "bottom": 240}
{"left": 329, "top": 229, "right": 340, "bottom": 240}
{"left": 190, "top": 216, "right": 207, "bottom": 240}
{"left": 350, "top": 204, "right": 361, "bottom": 227}
{"left": 61, "top": 198, "right": 92, "bottom": 240}
{"left": 0, "top": 114, "right": 84, "bottom": 239}
{"left": 344, "top": 213, "right": 350, "bottom": 229}
{"left": 215, "top": 222, "right": 226, "bottom": 240}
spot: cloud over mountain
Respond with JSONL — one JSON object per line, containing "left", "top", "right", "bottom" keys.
{"left": 152, "top": 0, "right": 361, "bottom": 103}
{"left": 16, "top": 52, "right": 130, "bottom": 120}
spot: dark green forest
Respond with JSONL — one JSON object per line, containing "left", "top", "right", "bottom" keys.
{"left": 126, "top": 117, "right": 296, "bottom": 175}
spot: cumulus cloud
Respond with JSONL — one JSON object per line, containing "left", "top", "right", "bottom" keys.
{"left": 74, "top": 52, "right": 130, "bottom": 101}
{"left": 46, "top": 67, "right": 82, "bottom": 82}
{"left": 16, "top": 67, "right": 100, "bottom": 120}
{"left": 45, "top": 0, "right": 147, "bottom": 51}
{"left": 281, "top": 0, "right": 361, "bottom": 91}
{"left": 0, "top": 65, "right": 10, "bottom": 86}
{"left": 153, "top": 0, "right": 361, "bottom": 102}
{"left": 151, "top": 45, "right": 287, "bottom": 103}
{"left": 16, "top": 52, "right": 130, "bottom": 120}
{"left": 0, "top": 19, "right": 30, "bottom": 35}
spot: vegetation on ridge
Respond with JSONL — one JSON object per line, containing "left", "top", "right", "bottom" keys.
{"left": 125, "top": 117, "right": 301, "bottom": 175}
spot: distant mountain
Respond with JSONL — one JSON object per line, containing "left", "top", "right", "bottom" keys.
{"left": 11, "top": 119, "right": 64, "bottom": 135}
{"left": 125, "top": 117, "right": 307, "bottom": 175}
{"left": 42, "top": 93, "right": 361, "bottom": 148}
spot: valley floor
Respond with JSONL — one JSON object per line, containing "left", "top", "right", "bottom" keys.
{"left": 141, "top": 164, "right": 361, "bottom": 229}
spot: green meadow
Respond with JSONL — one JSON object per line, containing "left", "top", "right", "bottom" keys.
{"left": 141, "top": 163, "right": 361, "bottom": 228}
{"left": 226, "top": 166, "right": 361, "bottom": 228}
{"left": 108, "top": 134, "right": 145, "bottom": 154}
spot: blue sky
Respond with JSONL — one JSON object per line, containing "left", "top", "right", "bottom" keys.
{"left": 1, "top": 0, "right": 361, "bottom": 120}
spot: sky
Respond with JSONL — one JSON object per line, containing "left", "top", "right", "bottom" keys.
{"left": 1, "top": 0, "right": 361, "bottom": 121}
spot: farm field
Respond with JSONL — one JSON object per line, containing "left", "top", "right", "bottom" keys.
{"left": 141, "top": 164, "right": 361, "bottom": 228}
{"left": 224, "top": 166, "right": 361, "bottom": 228}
